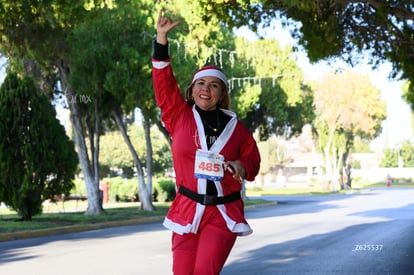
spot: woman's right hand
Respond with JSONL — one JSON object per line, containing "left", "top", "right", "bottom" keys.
{"left": 156, "top": 9, "right": 180, "bottom": 45}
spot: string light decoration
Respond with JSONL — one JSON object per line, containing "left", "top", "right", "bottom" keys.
{"left": 145, "top": 32, "right": 298, "bottom": 91}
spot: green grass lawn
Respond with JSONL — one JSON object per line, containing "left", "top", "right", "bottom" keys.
{"left": 0, "top": 202, "right": 169, "bottom": 234}
{"left": 357, "top": 181, "right": 414, "bottom": 188}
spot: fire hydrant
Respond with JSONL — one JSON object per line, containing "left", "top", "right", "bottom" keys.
{"left": 387, "top": 174, "right": 392, "bottom": 187}
{"left": 99, "top": 181, "right": 109, "bottom": 203}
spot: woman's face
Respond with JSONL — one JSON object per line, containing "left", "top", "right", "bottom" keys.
{"left": 192, "top": 76, "right": 225, "bottom": 111}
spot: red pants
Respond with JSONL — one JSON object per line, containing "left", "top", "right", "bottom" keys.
{"left": 171, "top": 206, "right": 237, "bottom": 275}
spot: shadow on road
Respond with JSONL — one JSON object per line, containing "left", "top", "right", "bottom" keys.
{"left": 223, "top": 200, "right": 414, "bottom": 275}
{"left": 223, "top": 220, "right": 414, "bottom": 274}
{"left": 0, "top": 221, "right": 165, "bottom": 265}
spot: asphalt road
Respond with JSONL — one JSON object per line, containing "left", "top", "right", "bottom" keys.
{"left": 1, "top": 188, "right": 413, "bottom": 275}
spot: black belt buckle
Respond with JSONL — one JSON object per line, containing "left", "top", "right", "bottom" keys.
{"left": 202, "top": 194, "right": 216, "bottom": 205}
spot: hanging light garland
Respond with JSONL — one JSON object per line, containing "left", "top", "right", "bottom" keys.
{"left": 144, "top": 31, "right": 298, "bottom": 91}
{"left": 228, "top": 75, "right": 298, "bottom": 91}
{"left": 144, "top": 31, "right": 278, "bottom": 69}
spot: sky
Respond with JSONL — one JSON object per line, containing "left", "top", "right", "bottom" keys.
{"left": 234, "top": 20, "right": 413, "bottom": 152}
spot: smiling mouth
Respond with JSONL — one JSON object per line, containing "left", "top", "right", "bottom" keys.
{"left": 199, "top": 95, "right": 211, "bottom": 100}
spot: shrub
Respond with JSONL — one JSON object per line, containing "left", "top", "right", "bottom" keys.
{"left": 156, "top": 177, "right": 176, "bottom": 202}
{"left": 70, "top": 177, "right": 139, "bottom": 202}
{"left": 110, "top": 177, "right": 138, "bottom": 202}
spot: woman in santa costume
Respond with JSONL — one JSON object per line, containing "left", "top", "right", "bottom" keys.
{"left": 152, "top": 10, "right": 261, "bottom": 275}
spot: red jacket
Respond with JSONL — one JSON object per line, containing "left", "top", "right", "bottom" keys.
{"left": 152, "top": 58, "right": 261, "bottom": 236}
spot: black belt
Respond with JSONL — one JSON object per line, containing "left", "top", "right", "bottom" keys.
{"left": 179, "top": 185, "right": 241, "bottom": 205}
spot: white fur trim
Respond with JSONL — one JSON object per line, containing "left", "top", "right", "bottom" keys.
{"left": 217, "top": 203, "right": 253, "bottom": 236}
{"left": 192, "top": 69, "right": 227, "bottom": 87}
{"left": 152, "top": 60, "right": 170, "bottom": 69}
{"left": 163, "top": 217, "right": 193, "bottom": 235}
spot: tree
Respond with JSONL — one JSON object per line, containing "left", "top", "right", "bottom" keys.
{"left": 99, "top": 124, "right": 173, "bottom": 177}
{"left": 312, "top": 70, "right": 386, "bottom": 190}
{"left": 189, "top": 1, "right": 414, "bottom": 108}
{"left": 381, "top": 140, "right": 414, "bottom": 168}
{"left": 381, "top": 148, "right": 399, "bottom": 168}
{"left": 0, "top": 0, "right": 118, "bottom": 215}
{"left": 230, "top": 36, "right": 314, "bottom": 140}
{"left": 0, "top": 72, "right": 78, "bottom": 220}
{"left": 69, "top": 1, "right": 162, "bottom": 210}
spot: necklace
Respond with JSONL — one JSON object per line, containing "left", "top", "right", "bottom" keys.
{"left": 201, "top": 110, "right": 220, "bottom": 133}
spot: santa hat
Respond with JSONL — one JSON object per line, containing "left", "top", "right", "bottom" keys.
{"left": 191, "top": 65, "right": 228, "bottom": 88}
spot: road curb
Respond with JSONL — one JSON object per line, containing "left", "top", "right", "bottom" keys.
{"left": 0, "top": 216, "right": 165, "bottom": 242}
{"left": 246, "top": 201, "right": 277, "bottom": 208}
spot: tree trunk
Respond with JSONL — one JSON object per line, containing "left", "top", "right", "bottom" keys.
{"left": 112, "top": 109, "right": 155, "bottom": 211}
{"left": 141, "top": 118, "right": 156, "bottom": 211}
{"left": 84, "top": 116, "right": 104, "bottom": 214}
{"left": 87, "top": 96, "right": 103, "bottom": 210}
{"left": 332, "top": 146, "right": 342, "bottom": 192}
{"left": 323, "top": 118, "right": 340, "bottom": 191}
{"left": 341, "top": 152, "right": 351, "bottom": 189}
{"left": 345, "top": 163, "right": 352, "bottom": 188}
{"left": 342, "top": 137, "right": 354, "bottom": 189}
{"left": 308, "top": 125, "right": 323, "bottom": 183}
{"left": 58, "top": 65, "right": 103, "bottom": 215}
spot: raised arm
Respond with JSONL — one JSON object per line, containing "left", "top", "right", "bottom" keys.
{"left": 156, "top": 9, "right": 180, "bottom": 45}
{"left": 152, "top": 10, "right": 183, "bottom": 135}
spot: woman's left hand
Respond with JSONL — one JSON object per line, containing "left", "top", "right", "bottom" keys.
{"left": 224, "top": 161, "right": 246, "bottom": 182}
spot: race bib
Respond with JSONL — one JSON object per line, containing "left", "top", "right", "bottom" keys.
{"left": 194, "top": 149, "right": 224, "bottom": 181}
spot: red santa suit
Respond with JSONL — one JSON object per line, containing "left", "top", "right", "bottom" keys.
{"left": 152, "top": 58, "right": 260, "bottom": 237}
